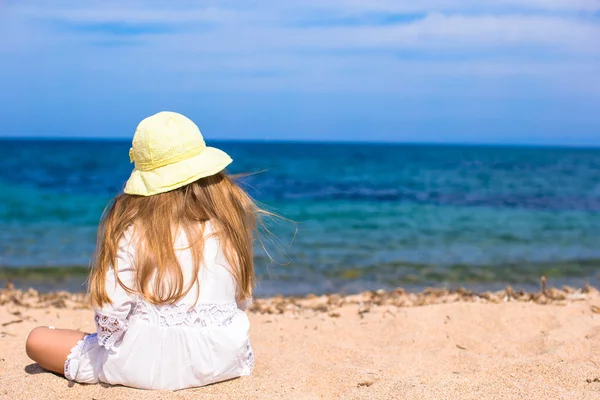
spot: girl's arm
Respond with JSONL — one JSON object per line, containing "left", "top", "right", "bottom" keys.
{"left": 94, "top": 235, "right": 136, "bottom": 350}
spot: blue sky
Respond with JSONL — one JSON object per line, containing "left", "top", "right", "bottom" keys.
{"left": 0, "top": 1, "right": 599, "bottom": 145}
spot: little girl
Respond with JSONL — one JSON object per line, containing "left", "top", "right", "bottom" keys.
{"left": 25, "top": 111, "right": 259, "bottom": 390}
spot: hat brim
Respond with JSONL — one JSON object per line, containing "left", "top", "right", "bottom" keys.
{"left": 124, "top": 147, "right": 232, "bottom": 196}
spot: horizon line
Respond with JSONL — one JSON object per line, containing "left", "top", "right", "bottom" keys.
{"left": 0, "top": 136, "right": 599, "bottom": 150}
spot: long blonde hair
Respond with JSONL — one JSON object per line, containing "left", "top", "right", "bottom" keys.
{"left": 89, "top": 172, "right": 263, "bottom": 308}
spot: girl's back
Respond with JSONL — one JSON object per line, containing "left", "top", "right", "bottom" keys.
{"left": 26, "top": 112, "right": 261, "bottom": 391}
{"left": 75, "top": 222, "right": 253, "bottom": 390}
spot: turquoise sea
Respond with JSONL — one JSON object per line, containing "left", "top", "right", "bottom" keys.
{"left": 1, "top": 139, "right": 599, "bottom": 295}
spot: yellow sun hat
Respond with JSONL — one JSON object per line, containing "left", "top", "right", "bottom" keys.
{"left": 124, "top": 111, "right": 232, "bottom": 196}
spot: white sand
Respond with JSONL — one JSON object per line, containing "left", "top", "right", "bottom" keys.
{"left": 1, "top": 288, "right": 600, "bottom": 399}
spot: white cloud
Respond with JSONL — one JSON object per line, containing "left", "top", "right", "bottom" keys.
{"left": 1, "top": 0, "right": 599, "bottom": 97}
{"left": 13, "top": 5, "right": 250, "bottom": 24}
{"left": 295, "top": 0, "right": 600, "bottom": 13}
{"left": 12, "top": 0, "right": 600, "bottom": 24}
{"left": 7, "top": 0, "right": 597, "bottom": 54}
{"left": 218, "top": 14, "right": 600, "bottom": 53}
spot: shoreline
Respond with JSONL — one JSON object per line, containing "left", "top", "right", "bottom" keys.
{"left": 2, "top": 279, "right": 598, "bottom": 313}
{"left": 3, "top": 262, "right": 600, "bottom": 298}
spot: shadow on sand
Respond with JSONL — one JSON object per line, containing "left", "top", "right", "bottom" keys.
{"left": 24, "top": 363, "right": 45, "bottom": 375}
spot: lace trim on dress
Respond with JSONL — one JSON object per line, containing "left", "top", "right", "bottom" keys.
{"left": 64, "top": 333, "right": 98, "bottom": 381}
{"left": 131, "top": 301, "right": 240, "bottom": 327}
{"left": 246, "top": 342, "right": 255, "bottom": 373}
{"left": 95, "top": 313, "right": 129, "bottom": 350}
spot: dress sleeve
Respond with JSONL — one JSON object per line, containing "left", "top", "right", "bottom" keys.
{"left": 94, "top": 233, "right": 136, "bottom": 350}
{"left": 209, "top": 227, "right": 253, "bottom": 312}
{"left": 204, "top": 225, "right": 252, "bottom": 311}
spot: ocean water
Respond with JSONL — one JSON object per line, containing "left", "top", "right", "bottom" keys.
{"left": 1, "top": 139, "right": 600, "bottom": 295}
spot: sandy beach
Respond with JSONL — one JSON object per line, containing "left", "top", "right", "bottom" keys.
{"left": 1, "top": 284, "right": 600, "bottom": 400}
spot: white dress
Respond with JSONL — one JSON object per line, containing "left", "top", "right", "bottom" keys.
{"left": 64, "top": 223, "right": 254, "bottom": 390}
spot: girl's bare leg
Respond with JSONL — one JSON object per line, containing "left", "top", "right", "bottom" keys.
{"left": 25, "top": 327, "right": 90, "bottom": 375}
